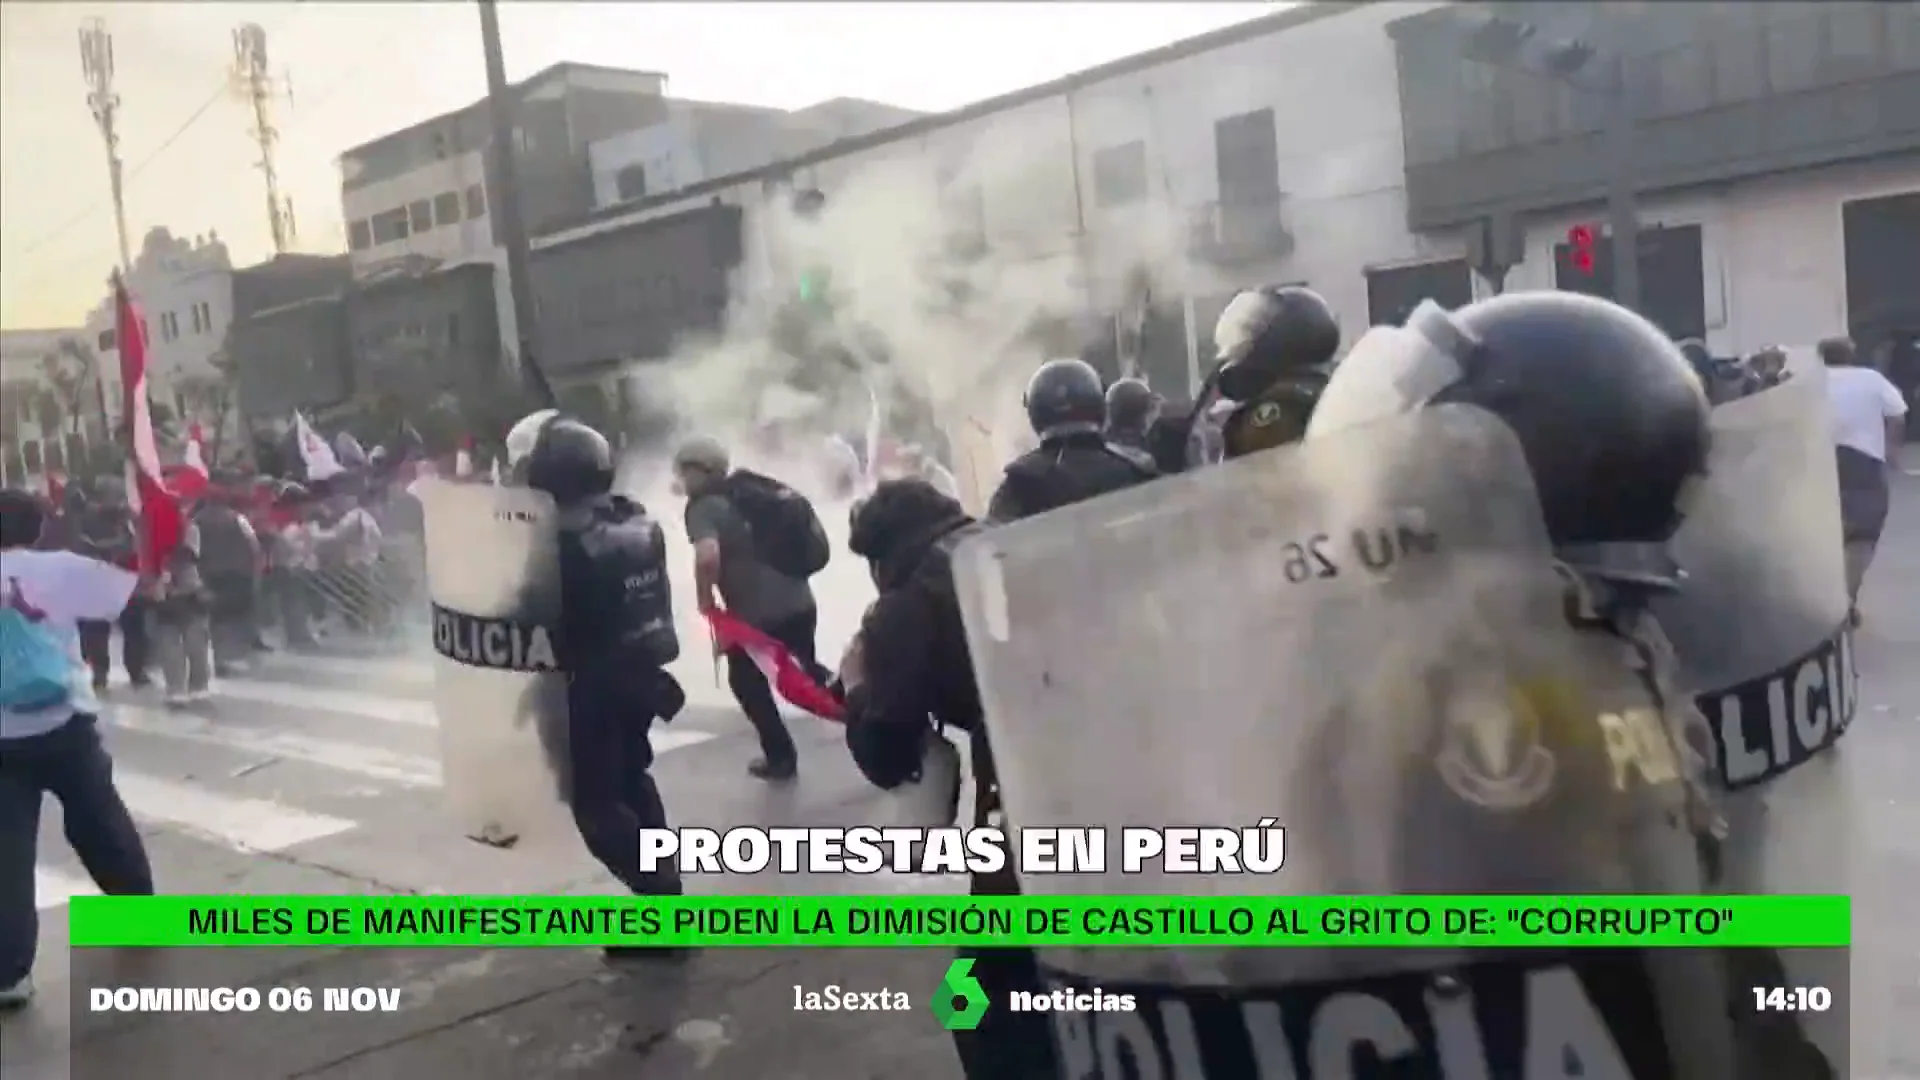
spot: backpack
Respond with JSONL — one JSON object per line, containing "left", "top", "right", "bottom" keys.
{"left": 0, "top": 578, "right": 73, "bottom": 711}
{"left": 722, "top": 470, "right": 830, "bottom": 578}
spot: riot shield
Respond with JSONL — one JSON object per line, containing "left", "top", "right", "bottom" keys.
{"left": 1651, "top": 359, "right": 1860, "bottom": 1069}
{"left": 952, "top": 404, "right": 1735, "bottom": 1078}
{"left": 417, "top": 478, "right": 574, "bottom": 851}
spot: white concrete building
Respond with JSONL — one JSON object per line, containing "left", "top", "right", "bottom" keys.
{"left": 534, "top": 1, "right": 1918, "bottom": 404}
{"left": 587, "top": 97, "right": 924, "bottom": 211}
{"left": 0, "top": 327, "right": 99, "bottom": 486}
{"left": 82, "top": 226, "right": 237, "bottom": 427}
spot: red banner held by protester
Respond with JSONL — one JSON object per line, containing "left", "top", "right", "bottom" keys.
{"left": 114, "top": 275, "right": 185, "bottom": 576}
{"left": 703, "top": 609, "right": 844, "bottom": 721}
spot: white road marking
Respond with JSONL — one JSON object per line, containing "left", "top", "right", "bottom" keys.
{"left": 112, "top": 772, "right": 357, "bottom": 852}
{"left": 35, "top": 866, "right": 100, "bottom": 911}
{"left": 262, "top": 651, "right": 434, "bottom": 688}
{"left": 106, "top": 703, "right": 442, "bottom": 787}
{"left": 215, "top": 677, "right": 436, "bottom": 728}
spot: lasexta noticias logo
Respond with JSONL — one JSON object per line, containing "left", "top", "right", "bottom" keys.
{"left": 930, "top": 958, "right": 988, "bottom": 1031}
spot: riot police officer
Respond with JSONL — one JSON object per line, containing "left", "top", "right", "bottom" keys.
{"left": 505, "top": 409, "right": 690, "bottom": 956}
{"left": 1188, "top": 285, "right": 1340, "bottom": 465}
{"left": 1102, "top": 377, "right": 1161, "bottom": 456}
{"left": 986, "top": 359, "right": 1156, "bottom": 522}
{"left": 952, "top": 292, "right": 1781, "bottom": 1077}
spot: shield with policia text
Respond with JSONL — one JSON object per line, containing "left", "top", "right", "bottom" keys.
{"left": 1651, "top": 357, "right": 1863, "bottom": 1072}
{"left": 418, "top": 477, "right": 573, "bottom": 851}
{"left": 951, "top": 404, "right": 1740, "bottom": 1079}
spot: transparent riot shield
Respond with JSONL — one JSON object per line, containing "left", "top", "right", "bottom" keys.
{"left": 952, "top": 404, "right": 1735, "bottom": 1078}
{"left": 417, "top": 478, "right": 574, "bottom": 851}
{"left": 1652, "top": 359, "right": 1860, "bottom": 1071}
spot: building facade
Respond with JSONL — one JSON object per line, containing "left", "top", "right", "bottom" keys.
{"left": 1388, "top": 0, "right": 1920, "bottom": 358}
{"left": 0, "top": 327, "right": 100, "bottom": 488}
{"left": 84, "top": 227, "right": 237, "bottom": 426}
{"left": 528, "top": 1, "right": 1918, "bottom": 411}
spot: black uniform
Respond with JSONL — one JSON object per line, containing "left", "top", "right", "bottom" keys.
{"left": 987, "top": 359, "right": 1157, "bottom": 522}
{"left": 1064, "top": 293, "right": 1785, "bottom": 1078}
{"left": 508, "top": 411, "right": 687, "bottom": 910}
{"left": 840, "top": 479, "right": 1055, "bottom": 1080}
{"left": 1186, "top": 285, "right": 1340, "bottom": 466}
{"left": 1102, "top": 377, "right": 1160, "bottom": 456}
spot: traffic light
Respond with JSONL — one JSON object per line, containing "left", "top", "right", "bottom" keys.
{"left": 1567, "top": 224, "right": 1596, "bottom": 275}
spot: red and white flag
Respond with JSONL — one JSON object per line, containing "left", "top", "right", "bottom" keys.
{"left": 454, "top": 435, "right": 475, "bottom": 478}
{"left": 114, "top": 276, "right": 186, "bottom": 576}
{"left": 704, "top": 609, "right": 844, "bottom": 721}
{"left": 163, "top": 422, "right": 211, "bottom": 501}
{"left": 292, "top": 411, "right": 344, "bottom": 482}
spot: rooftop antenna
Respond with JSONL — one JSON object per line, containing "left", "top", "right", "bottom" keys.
{"left": 230, "top": 22, "right": 297, "bottom": 254}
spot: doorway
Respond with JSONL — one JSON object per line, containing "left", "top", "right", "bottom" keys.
{"left": 1845, "top": 191, "right": 1920, "bottom": 433}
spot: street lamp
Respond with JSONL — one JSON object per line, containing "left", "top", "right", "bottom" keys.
{"left": 1446, "top": 9, "right": 1641, "bottom": 311}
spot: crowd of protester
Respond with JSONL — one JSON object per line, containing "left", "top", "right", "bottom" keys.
{"left": 18, "top": 453, "right": 431, "bottom": 706}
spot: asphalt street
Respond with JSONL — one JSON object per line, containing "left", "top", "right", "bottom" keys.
{"left": 3, "top": 471, "right": 1915, "bottom": 1078}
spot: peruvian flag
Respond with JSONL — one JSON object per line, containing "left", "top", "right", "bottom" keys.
{"left": 114, "top": 276, "right": 186, "bottom": 576}
{"left": 704, "top": 609, "right": 844, "bottom": 721}
{"left": 163, "top": 423, "right": 212, "bottom": 501}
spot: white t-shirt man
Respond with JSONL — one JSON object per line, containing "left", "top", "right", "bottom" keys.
{"left": 0, "top": 549, "right": 139, "bottom": 738}
{"left": 1827, "top": 365, "right": 1909, "bottom": 462}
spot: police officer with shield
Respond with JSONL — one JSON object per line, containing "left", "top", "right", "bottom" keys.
{"left": 986, "top": 359, "right": 1157, "bottom": 523}
{"left": 1187, "top": 285, "right": 1339, "bottom": 466}
{"left": 469, "top": 410, "right": 689, "bottom": 957}
{"left": 1651, "top": 347, "right": 1861, "bottom": 1074}
{"left": 950, "top": 292, "right": 1778, "bottom": 1077}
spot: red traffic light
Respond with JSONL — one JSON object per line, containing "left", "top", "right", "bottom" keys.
{"left": 1572, "top": 249, "right": 1595, "bottom": 273}
{"left": 1568, "top": 224, "right": 1595, "bottom": 248}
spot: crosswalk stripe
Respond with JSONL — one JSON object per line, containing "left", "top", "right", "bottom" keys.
{"left": 215, "top": 677, "right": 436, "bottom": 727}
{"left": 106, "top": 703, "right": 443, "bottom": 787}
{"left": 258, "top": 650, "right": 434, "bottom": 687}
{"left": 112, "top": 771, "right": 358, "bottom": 852}
{"left": 35, "top": 866, "right": 100, "bottom": 911}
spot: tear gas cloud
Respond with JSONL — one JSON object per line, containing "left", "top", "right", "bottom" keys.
{"left": 613, "top": 111, "right": 1235, "bottom": 669}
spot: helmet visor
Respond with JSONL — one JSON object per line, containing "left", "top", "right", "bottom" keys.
{"left": 1307, "top": 300, "right": 1474, "bottom": 439}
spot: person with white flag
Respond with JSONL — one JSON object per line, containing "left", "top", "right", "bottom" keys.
{"left": 293, "top": 412, "right": 344, "bottom": 484}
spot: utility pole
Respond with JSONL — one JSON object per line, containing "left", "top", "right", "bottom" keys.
{"left": 78, "top": 18, "right": 127, "bottom": 435}
{"left": 230, "top": 22, "right": 297, "bottom": 254}
{"left": 477, "top": 0, "right": 553, "bottom": 407}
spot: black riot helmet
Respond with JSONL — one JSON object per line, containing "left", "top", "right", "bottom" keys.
{"left": 504, "top": 408, "right": 615, "bottom": 505}
{"left": 1103, "top": 377, "right": 1161, "bottom": 434}
{"left": 1211, "top": 285, "right": 1340, "bottom": 403}
{"left": 1023, "top": 358, "right": 1106, "bottom": 439}
{"left": 1308, "top": 292, "right": 1710, "bottom": 587}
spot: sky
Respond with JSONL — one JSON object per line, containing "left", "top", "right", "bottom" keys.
{"left": 1, "top": 1, "right": 1279, "bottom": 330}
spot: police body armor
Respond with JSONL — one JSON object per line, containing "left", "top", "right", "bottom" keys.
{"left": 991, "top": 435, "right": 1157, "bottom": 522}
{"left": 1651, "top": 359, "right": 1863, "bottom": 1072}
{"left": 418, "top": 478, "right": 573, "bottom": 850}
{"left": 562, "top": 498, "right": 680, "bottom": 672}
{"left": 952, "top": 406, "right": 1738, "bottom": 1079}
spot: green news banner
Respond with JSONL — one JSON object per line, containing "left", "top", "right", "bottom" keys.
{"left": 68, "top": 895, "right": 1848, "bottom": 949}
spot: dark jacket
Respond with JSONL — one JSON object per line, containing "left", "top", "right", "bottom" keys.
{"left": 985, "top": 431, "right": 1157, "bottom": 523}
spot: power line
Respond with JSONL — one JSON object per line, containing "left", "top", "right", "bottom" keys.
{"left": 19, "top": 82, "right": 228, "bottom": 261}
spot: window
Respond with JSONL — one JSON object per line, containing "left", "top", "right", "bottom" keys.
{"left": 1214, "top": 108, "right": 1279, "bottom": 204}
{"left": 1091, "top": 141, "right": 1149, "bottom": 207}
{"left": 1365, "top": 259, "right": 1474, "bottom": 327}
{"left": 465, "top": 184, "right": 487, "bottom": 219}
{"left": 348, "top": 219, "right": 373, "bottom": 251}
{"left": 158, "top": 312, "right": 179, "bottom": 342}
{"left": 370, "top": 208, "right": 410, "bottom": 243}
{"left": 433, "top": 191, "right": 462, "bottom": 227}
{"left": 615, "top": 164, "right": 649, "bottom": 201}
{"left": 408, "top": 199, "right": 433, "bottom": 233}
{"left": 446, "top": 313, "right": 462, "bottom": 346}
{"left": 97, "top": 329, "right": 115, "bottom": 352}
{"left": 196, "top": 301, "right": 213, "bottom": 334}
